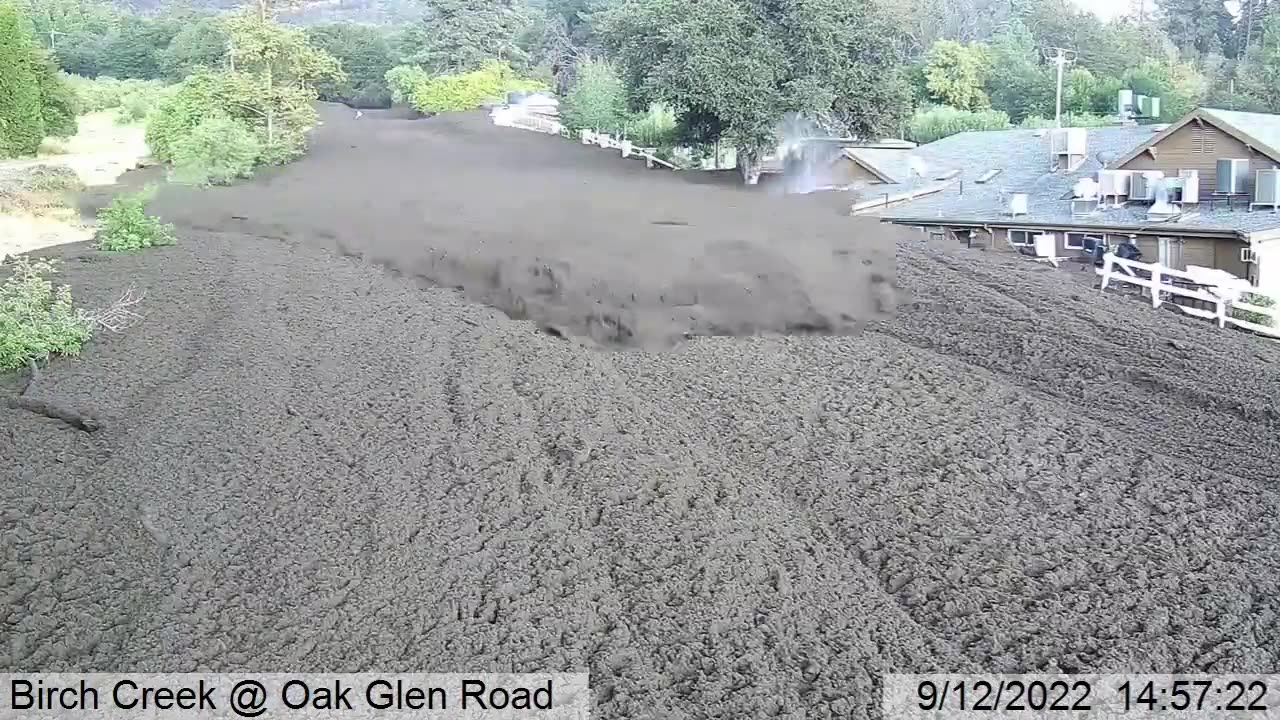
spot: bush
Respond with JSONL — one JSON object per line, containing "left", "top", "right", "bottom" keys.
{"left": 385, "top": 64, "right": 430, "bottom": 105}
{"left": 114, "top": 83, "right": 172, "bottom": 125}
{"left": 95, "top": 187, "right": 176, "bottom": 251}
{"left": 0, "top": 257, "right": 93, "bottom": 372}
{"left": 906, "top": 106, "right": 1010, "bottom": 144}
{"left": 1018, "top": 113, "right": 1114, "bottom": 129}
{"left": 410, "top": 61, "right": 546, "bottom": 114}
{"left": 170, "top": 116, "right": 260, "bottom": 186}
{"left": 145, "top": 72, "right": 227, "bottom": 162}
{"left": 627, "top": 103, "right": 678, "bottom": 148}
{"left": 560, "top": 57, "right": 628, "bottom": 134}
{"left": 1232, "top": 291, "right": 1276, "bottom": 329}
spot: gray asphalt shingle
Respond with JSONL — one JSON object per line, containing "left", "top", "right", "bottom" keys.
{"left": 862, "top": 121, "right": 1280, "bottom": 235}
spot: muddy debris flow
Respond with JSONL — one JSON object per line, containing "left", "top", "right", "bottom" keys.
{"left": 4, "top": 104, "right": 1280, "bottom": 719}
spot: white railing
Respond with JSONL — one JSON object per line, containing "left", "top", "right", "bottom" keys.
{"left": 1097, "top": 253, "right": 1279, "bottom": 337}
{"left": 579, "top": 129, "right": 676, "bottom": 170}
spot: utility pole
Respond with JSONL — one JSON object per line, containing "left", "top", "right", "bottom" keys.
{"left": 1043, "top": 47, "right": 1077, "bottom": 128}
{"left": 227, "top": 38, "right": 236, "bottom": 71}
{"left": 45, "top": 28, "right": 67, "bottom": 52}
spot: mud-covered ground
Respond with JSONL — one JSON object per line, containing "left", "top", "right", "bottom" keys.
{"left": 5, "top": 105, "right": 1280, "bottom": 719}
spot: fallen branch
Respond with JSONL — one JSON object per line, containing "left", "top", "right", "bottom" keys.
{"left": 6, "top": 358, "right": 102, "bottom": 433}
{"left": 87, "top": 285, "right": 145, "bottom": 333}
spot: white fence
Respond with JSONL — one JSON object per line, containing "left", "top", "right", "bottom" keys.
{"left": 578, "top": 129, "right": 677, "bottom": 170}
{"left": 1097, "top": 252, "right": 1279, "bottom": 338}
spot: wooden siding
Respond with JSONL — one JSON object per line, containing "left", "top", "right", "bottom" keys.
{"left": 1117, "top": 121, "right": 1276, "bottom": 197}
{"left": 976, "top": 226, "right": 1251, "bottom": 278}
{"left": 1215, "top": 239, "right": 1254, "bottom": 281}
{"left": 832, "top": 156, "right": 885, "bottom": 185}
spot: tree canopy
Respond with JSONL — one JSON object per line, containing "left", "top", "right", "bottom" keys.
{"left": 595, "top": 0, "right": 910, "bottom": 181}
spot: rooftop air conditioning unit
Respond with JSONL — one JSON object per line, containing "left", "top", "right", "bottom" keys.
{"left": 1178, "top": 169, "right": 1199, "bottom": 203}
{"left": 1149, "top": 97, "right": 1161, "bottom": 119}
{"left": 1118, "top": 89, "right": 1134, "bottom": 119}
{"left": 1217, "top": 158, "right": 1250, "bottom": 194}
{"left": 1009, "top": 193, "right": 1029, "bottom": 215}
{"left": 1254, "top": 168, "right": 1280, "bottom": 208}
{"left": 1050, "top": 127, "right": 1087, "bottom": 155}
{"left": 1136, "top": 95, "right": 1149, "bottom": 116}
{"left": 1097, "top": 169, "right": 1132, "bottom": 197}
{"left": 1129, "top": 170, "right": 1164, "bottom": 201}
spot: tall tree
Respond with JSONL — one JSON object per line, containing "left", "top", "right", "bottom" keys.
{"left": 985, "top": 20, "right": 1052, "bottom": 121}
{"left": 402, "top": 0, "right": 530, "bottom": 73}
{"left": 306, "top": 22, "right": 396, "bottom": 105}
{"left": 923, "top": 40, "right": 992, "bottom": 110}
{"left": 559, "top": 55, "right": 627, "bottom": 131}
{"left": 1158, "top": 0, "right": 1232, "bottom": 56}
{"left": 596, "top": 0, "right": 910, "bottom": 183}
{"left": 0, "top": 0, "right": 46, "bottom": 157}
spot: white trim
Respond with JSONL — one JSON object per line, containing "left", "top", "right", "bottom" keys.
{"left": 1064, "top": 232, "right": 1103, "bottom": 251}
{"left": 1242, "top": 247, "right": 1259, "bottom": 263}
{"left": 1008, "top": 228, "right": 1042, "bottom": 247}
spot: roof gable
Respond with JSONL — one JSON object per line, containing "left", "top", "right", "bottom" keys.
{"left": 1108, "top": 108, "right": 1280, "bottom": 168}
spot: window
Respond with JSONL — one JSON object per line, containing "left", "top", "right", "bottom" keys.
{"left": 1009, "top": 229, "right": 1038, "bottom": 247}
{"left": 1065, "top": 232, "right": 1103, "bottom": 250}
{"left": 1242, "top": 247, "right": 1259, "bottom": 263}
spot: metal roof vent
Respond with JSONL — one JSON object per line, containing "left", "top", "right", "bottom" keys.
{"left": 1146, "top": 177, "right": 1178, "bottom": 219}
{"left": 1130, "top": 170, "right": 1164, "bottom": 201}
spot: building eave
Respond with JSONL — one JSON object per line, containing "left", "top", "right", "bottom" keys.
{"left": 879, "top": 215, "right": 1250, "bottom": 240}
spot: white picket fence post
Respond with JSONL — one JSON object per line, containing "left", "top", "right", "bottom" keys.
{"left": 1097, "top": 252, "right": 1279, "bottom": 338}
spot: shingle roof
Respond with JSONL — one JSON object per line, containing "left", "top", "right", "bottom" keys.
{"left": 862, "top": 122, "right": 1280, "bottom": 236}
{"left": 1201, "top": 108, "right": 1280, "bottom": 158}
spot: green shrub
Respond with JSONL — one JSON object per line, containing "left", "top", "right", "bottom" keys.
{"left": 145, "top": 72, "right": 227, "bottom": 162}
{"left": 410, "top": 61, "right": 546, "bottom": 114}
{"left": 36, "top": 56, "right": 80, "bottom": 139}
{"left": 627, "top": 103, "right": 678, "bottom": 148}
{"left": 385, "top": 64, "right": 430, "bottom": 105}
{"left": 95, "top": 187, "right": 176, "bottom": 251}
{"left": 906, "top": 105, "right": 1010, "bottom": 144}
{"left": 1232, "top": 291, "right": 1276, "bottom": 329}
{"left": 170, "top": 116, "right": 260, "bottom": 186}
{"left": 1018, "top": 113, "right": 1114, "bottom": 129}
{"left": 560, "top": 57, "right": 628, "bottom": 134}
{"left": 0, "top": 257, "right": 93, "bottom": 372}
{"left": 114, "top": 84, "right": 171, "bottom": 125}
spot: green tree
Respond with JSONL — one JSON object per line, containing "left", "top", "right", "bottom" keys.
{"left": 1123, "top": 56, "right": 1206, "bottom": 119}
{"left": 0, "top": 0, "right": 46, "bottom": 156}
{"left": 403, "top": 0, "right": 530, "bottom": 73}
{"left": 1063, "top": 66, "right": 1098, "bottom": 114}
{"left": 97, "top": 15, "right": 184, "bottom": 79}
{"left": 305, "top": 22, "right": 395, "bottom": 107}
{"left": 924, "top": 40, "right": 992, "bottom": 110}
{"left": 1234, "top": 12, "right": 1280, "bottom": 110}
{"left": 559, "top": 56, "right": 627, "bottom": 132}
{"left": 985, "top": 20, "right": 1052, "bottom": 121}
{"left": 161, "top": 16, "right": 230, "bottom": 81}
{"left": 1159, "top": 0, "right": 1233, "bottom": 56}
{"left": 35, "top": 53, "right": 78, "bottom": 137}
{"left": 596, "top": 0, "right": 910, "bottom": 184}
